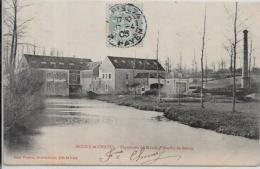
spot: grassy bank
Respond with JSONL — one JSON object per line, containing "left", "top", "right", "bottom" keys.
{"left": 4, "top": 69, "right": 45, "bottom": 135}
{"left": 96, "top": 95, "right": 259, "bottom": 139}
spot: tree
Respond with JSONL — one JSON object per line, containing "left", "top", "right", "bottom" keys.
{"left": 205, "top": 53, "right": 208, "bottom": 82}
{"left": 211, "top": 62, "right": 216, "bottom": 72}
{"left": 200, "top": 4, "right": 207, "bottom": 108}
{"left": 164, "top": 57, "right": 171, "bottom": 73}
{"left": 156, "top": 30, "right": 161, "bottom": 104}
{"left": 50, "top": 48, "right": 55, "bottom": 56}
{"left": 3, "top": 0, "right": 32, "bottom": 75}
{"left": 232, "top": 2, "right": 238, "bottom": 113}
{"left": 248, "top": 40, "right": 253, "bottom": 88}
{"left": 177, "top": 53, "right": 183, "bottom": 105}
{"left": 223, "top": 43, "right": 233, "bottom": 75}
{"left": 42, "top": 47, "right": 46, "bottom": 55}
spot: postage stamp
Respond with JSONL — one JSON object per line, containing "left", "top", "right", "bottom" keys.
{"left": 106, "top": 3, "right": 147, "bottom": 48}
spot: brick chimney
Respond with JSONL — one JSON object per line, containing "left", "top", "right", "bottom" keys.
{"left": 241, "top": 29, "right": 249, "bottom": 88}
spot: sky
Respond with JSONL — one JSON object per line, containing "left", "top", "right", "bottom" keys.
{"left": 5, "top": 0, "right": 260, "bottom": 69}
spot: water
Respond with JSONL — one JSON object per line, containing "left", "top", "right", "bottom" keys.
{"left": 4, "top": 98, "right": 260, "bottom": 165}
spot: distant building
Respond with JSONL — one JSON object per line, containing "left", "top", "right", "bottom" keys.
{"left": 99, "top": 56, "right": 165, "bottom": 94}
{"left": 80, "top": 62, "right": 101, "bottom": 93}
{"left": 161, "top": 73, "right": 189, "bottom": 96}
{"left": 134, "top": 72, "right": 165, "bottom": 94}
{"left": 24, "top": 54, "right": 99, "bottom": 96}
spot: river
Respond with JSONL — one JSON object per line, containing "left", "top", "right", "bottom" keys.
{"left": 4, "top": 98, "right": 259, "bottom": 166}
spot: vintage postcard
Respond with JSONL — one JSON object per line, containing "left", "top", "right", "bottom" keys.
{"left": 2, "top": 0, "right": 260, "bottom": 167}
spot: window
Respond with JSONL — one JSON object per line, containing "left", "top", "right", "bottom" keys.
{"left": 69, "top": 70, "right": 80, "bottom": 84}
{"left": 105, "top": 74, "right": 107, "bottom": 78}
{"left": 69, "top": 63, "right": 75, "bottom": 66}
{"left": 59, "top": 62, "right": 64, "bottom": 65}
{"left": 41, "top": 61, "right": 47, "bottom": 64}
{"left": 50, "top": 62, "right": 56, "bottom": 65}
{"left": 102, "top": 74, "right": 105, "bottom": 79}
{"left": 122, "top": 60, "right": 126, "bottom": 63}
{"left": 126, "top": 74, "right": 129, "bottom": 79}
{"left": 109, "top": 74, "right": 111, "bottom": 79}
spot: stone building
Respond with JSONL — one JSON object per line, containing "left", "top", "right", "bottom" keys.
{"left": 24, "top": 54, "right": 96, "bottom": 96}
{"left": 99, "top": 56, "right": 165, "bottom": 94}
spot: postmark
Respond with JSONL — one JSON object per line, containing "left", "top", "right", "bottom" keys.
{"left": 106, "top": 3, "right": 147, "bottom": 48}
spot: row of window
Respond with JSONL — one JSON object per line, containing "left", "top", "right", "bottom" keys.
{"left": 102, "top": 73, "right": 111, "bottom": 79}
{"left": 38, "top": 61, "right": 77, "bottom": 66}
{"left": 113, "top": 59, "right": 158, "bottom": 66}
{"left": 46, "top": 72, "right": 67, "bottom": 80}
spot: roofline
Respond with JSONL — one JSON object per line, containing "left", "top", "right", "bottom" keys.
{"left": 106, "top": 56, "right": 165, "bottom": 71}
{"left": 107, "top": 56, "right": 159, "bottom": 61}
{"left": 24, "top": 54, "right": 92, "bottom": 61}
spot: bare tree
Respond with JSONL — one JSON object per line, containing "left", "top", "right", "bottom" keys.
{"left": 164, "top": 57, "right": 171, "bottom": 73}
{"left": 3, "top": 0, "right": 32, "bottom": 75}
{"left": 177, "top": 53, "right": 183, "bottom": 105}
{"left": 232, "top": 2, "right": 238, "bottom": 113}
{"left": 156, "top": 30, "right": 161, "bottom": 104}
{"left": 42, "top": 47, "right": 46, "bottom": 55}
{"left": 224, "top": 43, "right": 233, "bottom": 75}
{"left": 200, "top": 4, "right": 207, "bottom": 108}
{"left": 205, "top": 53, "right": 208, "bottom": 82}
{"left": 50, "top": 48, "right": 55, "bottom": 56}
{"left": 211, "top": 62, "right": 216, "bottom": 72}
{"left": 32, "top": 41, "right": 37, "bottom": 55}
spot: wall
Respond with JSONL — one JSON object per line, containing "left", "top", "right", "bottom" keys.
{"left": 99, "top": 56, "right": 166, "bottom": 94}
{"left": 161, "top": 78, "right": 189, "bottom": 96}
{"left": 115, "top": 69, "right": 165, "bottom": 94}
{"left": 41, "top": 69, "right": 69, "bottom": 96}
{"left": 99, "top": 57, "right": 115, "bottom": 94}
{"left": 81, "top": 70, "right": 93, "bottom": 94}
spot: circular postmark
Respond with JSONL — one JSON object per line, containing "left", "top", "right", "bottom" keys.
{"left": 107, "top": 3, "right": 147, "bottom": 48}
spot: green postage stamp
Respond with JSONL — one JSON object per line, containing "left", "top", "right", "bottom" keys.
{"left": 106, "top": 3, "right": 147, "bottom": 48}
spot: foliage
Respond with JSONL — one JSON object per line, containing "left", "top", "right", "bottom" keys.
{"left": 4, "top": 68, "right": 45, "bottom": 134}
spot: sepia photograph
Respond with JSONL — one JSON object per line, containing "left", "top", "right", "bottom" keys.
{"left": 1, "top": 0, "right": 260, "bottom": 167}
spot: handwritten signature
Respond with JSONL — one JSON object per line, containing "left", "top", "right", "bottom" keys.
{"left": 99, "top": 147, "right": 181, "bottom": 165}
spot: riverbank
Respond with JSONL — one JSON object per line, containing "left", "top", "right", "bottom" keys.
{"left": 96, "top": 95, "right": 259, "bottom": 139}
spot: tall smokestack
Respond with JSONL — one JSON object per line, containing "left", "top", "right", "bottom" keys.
{"left": 241, "top": 29, "right": 249, "bottom": 88}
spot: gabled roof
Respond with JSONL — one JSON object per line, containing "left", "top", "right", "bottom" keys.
{"left": 107, "top": 56, "right": 165, "bottom": 71}
{"left": 24, "top": 54, "right": 92, "bottom": 70}
{"left": 135, "top": 72, "right": 165, "bottom": 79}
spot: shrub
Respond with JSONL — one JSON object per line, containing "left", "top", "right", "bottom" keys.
{"left": 4, "top": 68, "right": 45, "bottom": 134}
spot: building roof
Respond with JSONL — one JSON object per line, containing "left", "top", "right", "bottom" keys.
{"left": 24, "top": 54, "right": 92, "bottom": 70}
{"left": 135, "top": 72, "right": 165, "bottom": 79}
{"left": 87, "top": 61, "right": 101, "bottom": 69}
{"left": 107, "top": 56, "right": 165, "bottom": 71}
